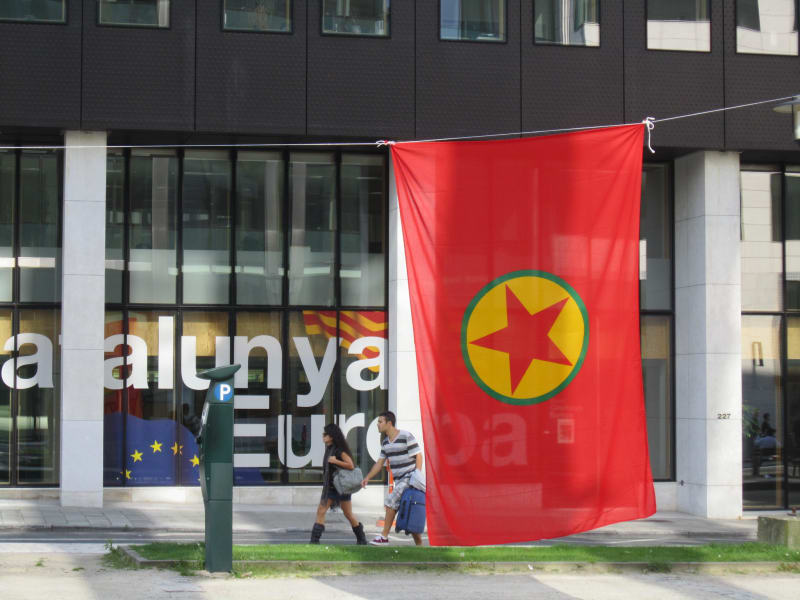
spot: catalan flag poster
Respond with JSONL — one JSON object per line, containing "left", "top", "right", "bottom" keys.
{"left": 392, "top": 125, "right": 656, "bottom": 546}
{"left": 303, "top": 310, "right": 387, "bottom": 371}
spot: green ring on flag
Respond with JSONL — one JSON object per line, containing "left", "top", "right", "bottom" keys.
{"left": 460, "top": 269, "right": 590, "bottom": 406}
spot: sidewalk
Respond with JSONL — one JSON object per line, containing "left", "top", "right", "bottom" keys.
{"left": 0, "top": 498, "right": 777, "bottom": 544}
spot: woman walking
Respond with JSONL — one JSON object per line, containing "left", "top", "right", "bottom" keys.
{"left": 310, "top": 423, "right": 368, "bottom": 545}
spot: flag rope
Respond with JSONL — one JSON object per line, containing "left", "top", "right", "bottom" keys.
{"left": 0, "top": 94, "right": 795, "bottom": 151}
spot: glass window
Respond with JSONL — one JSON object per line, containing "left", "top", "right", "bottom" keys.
{"left": 288, "top": 153, "right": 336, "bottom": 306}
{"left": 236, "top": 152, "right": 283, "bottom": 306}
{"left": 0, "top": 152, "right": 14, "bottom": 302}
{"left": 19, "top": 151, "right": 60, "bottom": 303}
{"left": 130, "top": 150, "right": 178, "bottom": 304}
{"left": 787, "top": 317, "right": 800, "bottom": 507}
{"left": 223, "top": 0, "right": 291, "bottom": 32}
{"left": 98, "top": 0, "right": 169, "bottom": 28}
{"left": 0, "top": 0, "right": 65, "bottom": 22}
{"left": 534, "top": 0, "right": 599, "bottom": 47}
{"left": 440, "top": 0, "right": 506, "bottom": 42}
{"left": 742, "top": 315, "right": 784, "bottom": 508}
{"left": 341, "top": 155, "right": 385, "bottom": 307}
{"left": 741, "top": 168, "right": 783, "bottom": 311}
{"left": 785, "top": 169, "right": 800, "bottom": 309}
{"left": 640, "top": 165, "right": 672, "bottom": 311}
{"left": 647, "top": 0, "right": 710, "bottom": 52}
{"left": 322, "top": 0, "right": 390, "bottom": 37}
{"left": 287, "top": 311, "right": 334, "bottom": 483}
{"left": 182, "top": 151, "right": 232, "bottom": 305}
{"left": 737, "top": 0, "right": 798, "bottom": 56}
{"left": 339, "top": 310, "right": 387, "bottom": 481}
{"left": 234, "top": 312, "right": 282, "bottom": 484}
{"left": 16, "top": 309, "right": 60, "bottom": 484}
{"left": 103, "top": 310, "right": 125, "bottom": 486}
{"left": 0, "top": 310, "right": 11, "bottom": 485}
{"left": 641, "top": 315, "right": 672, "bottom": 480}
{"left": 106, "top": 152, "right": 125, "bottom": 304}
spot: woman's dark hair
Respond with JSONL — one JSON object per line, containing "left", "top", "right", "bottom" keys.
{"left": 323, "top": 423, "right": 352, "bottom": 458}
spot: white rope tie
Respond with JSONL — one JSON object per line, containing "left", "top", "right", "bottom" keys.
{"left": 643, "top": 117, "right": 655, "bottom": 154}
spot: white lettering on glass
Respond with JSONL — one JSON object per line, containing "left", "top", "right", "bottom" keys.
{"left": 233, "top": 335, "right": 282, "bottom": 390}
{"left": 345, "top": 337, "right": 386, "bottom": 391}
{"left": 1, "top": 334, "right": 53, "bottom": 389}
{"left": 295, "top": 337, "right": 336, "bottom": 407}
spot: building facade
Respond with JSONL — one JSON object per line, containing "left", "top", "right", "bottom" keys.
{"left": 0, "top": 1, "right": 798, "bottom": 516}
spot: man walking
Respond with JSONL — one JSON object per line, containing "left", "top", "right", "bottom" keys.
{"left": 361, "top": 411, "right": 423, "bottom": 546}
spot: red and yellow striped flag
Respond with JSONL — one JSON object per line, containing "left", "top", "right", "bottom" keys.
{"left": 302, "top": 310, "right": 387, "bottom": 371}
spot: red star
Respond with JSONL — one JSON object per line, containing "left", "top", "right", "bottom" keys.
{"left": 470, "top": 285, "right": 572, "bottom": 394}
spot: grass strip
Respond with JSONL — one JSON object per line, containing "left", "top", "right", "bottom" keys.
{"left": 133, "top": 542, "right": 800, "bottom": 564}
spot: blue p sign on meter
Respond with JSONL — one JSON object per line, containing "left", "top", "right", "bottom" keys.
{"left": 214, "top": 382, "right": 234, "bottom": 402}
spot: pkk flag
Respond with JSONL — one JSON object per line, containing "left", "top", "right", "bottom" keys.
{"left": 391, "top": 124, "right": 655, "bottom": 546}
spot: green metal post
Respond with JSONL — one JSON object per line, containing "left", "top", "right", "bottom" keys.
{"left": 197, "top": 364, "right": 240, "bottom": 573}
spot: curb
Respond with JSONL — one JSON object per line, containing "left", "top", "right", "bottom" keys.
{"left": 117, "top": 546, "right": 796, "bottom": 575}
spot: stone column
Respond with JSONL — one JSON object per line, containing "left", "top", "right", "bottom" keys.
{"left": 674, "top": 151, "right": 742, "bottom": 518}
{"left": 60, "top": 131, "right": 107, "bottom": 507}
{"left": 387, "top": 160, "right": 423, "bottom": 445}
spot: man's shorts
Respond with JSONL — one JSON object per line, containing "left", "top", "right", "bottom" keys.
{"left": 385, "top": 474, "right": 412, "bottom": 510}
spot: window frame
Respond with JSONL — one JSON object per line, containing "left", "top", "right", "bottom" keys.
{"left": 532, "top": 0, "right": 601, "bottom": 48}
{"left": 0, "top": 0, "right": 67, "bottom": 24}
{"left": 221, "top": 0, "right": 294, "bottom": 35}
{"left": 645, "top": 0, "right": 712, "bottom": 54}
{"left": 438, "top": 0, "right": 509, "bottom": 44}
{"left": 319, "top": 0, "right": 391, "bottom": 38}
{"left": 734, "top": 0, "right": 800, "bottom": 57}
{"left": 97, "top": 0, "right": 172, "bottom": 30}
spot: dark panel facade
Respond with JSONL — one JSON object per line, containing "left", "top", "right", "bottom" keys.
{"left": 521, "top": 0, "right": 624, "bottom": 132}
{"left": 306, "top": 1, "right": 414, "bottom": 139}
{"left": 415, "top": 0, "right": 521, "bottom": 139}
{"left": 81, "top": 0, "right": 195, "bottom": 131}
{"left": 723, "top": 0, "right": 800, "bottom": 152}
{"left": 0, "top": 0, "right": 82, "bottom": 130}
{"left": 196, "top": 1, "right": 306, "bottom": 135}
{"left": 624, "top": 0, "right": 725, "bottom": 150}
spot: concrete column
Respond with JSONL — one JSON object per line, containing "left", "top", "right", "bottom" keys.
{"left": 675, "top": 151, "right": 743, "bottom": 518}
{"left": 60, "top": 131, "right": 107, "bottom": 507}
{"left": 387, "top": 160, "right": 423, "bottom": 445}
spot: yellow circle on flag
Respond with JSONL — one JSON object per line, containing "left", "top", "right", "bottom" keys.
{"left": 461, "top": 270, "right": 589, "bottom": 405}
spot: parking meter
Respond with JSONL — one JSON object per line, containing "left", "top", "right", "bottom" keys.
{"left": 197, "top": 364, "right": 240, "bottom": 573}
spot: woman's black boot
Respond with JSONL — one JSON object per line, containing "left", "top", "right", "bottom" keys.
{"left": 310, "top": 523, "right": 325, "bottom": 544}
{"left": 353, "top": 522, "right": 367, "bottom": 545}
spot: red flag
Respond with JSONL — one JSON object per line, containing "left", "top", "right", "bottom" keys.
{"left": 392, "top": 125, "right": 655, "bottom": 546}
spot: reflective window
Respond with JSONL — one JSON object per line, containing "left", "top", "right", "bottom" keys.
{"left": 641, "top": 315, "right": 672, "bottom": 480}
{"left": 787, "top": 317, "right": 800, "bottom": 507}
{"left": 786, "top": 169, "right": 800, "bottom": 309}
{"left": 103, "top": 310, "right": 125, "bottom": 485}
{"left": 534, "top": 0, "right": 599, "bottom": 47}
{"left": 742, "top": 315, "right": 784, "bottom": 509}
{"left": 16, "top": 310, "right": 60, "bottom": 484}
{"left": 288, "top": 153, "right": 336, "bottom": 306}
{"left": 647, "top": 0, "right": 710, "bottom": 52}
{"left": 182, "top": 152, "right": 232, "bottom": 305}
{"left": 285, "top": 311, "right": 335, "bottom": 483}
{"left": 440, "top": 0, "right": 506, "bottom": 42}
{"left": 737, "top": 0, "right": 798, "bottom": 56}
{"left": 0, "top": 0, "right": 65, "bottom": 22}
{"left": 341, "top": 155, "right": 385, "bottom": 307}
{"left": 19, "top": 151, "right": 60, "bottom": 303}
{"left": 339, "top": 310, "right": 387, "bottom": 480}
{"left": 234, "top": 312, "right": 282, "bottom": 484}
{"left": 741, "top": 168, "right": 783, "bottom": 311}
{"left": 130, "top": 150, "right": 178, "bottom": 304}
{"left": 0, "top": 311, "right": 10, "bottom": 484}
{"left": 0, "top": 152, "right": 14, "bottom": 302}
{"left": 106, "top": 152, "right": 125, "bottom": 303}
{"left": 322, "top": 0, "right": 390, "bottom": 37}
{"left": 641, "top": 165, "right": 672, "bottom": 311}
{"left": 236, "top": 152, "right": 283, "bottom": 306}
{"left": 223, "top": 0, "right": 291, "bottom": 32}
{"left": 98, "top": 0, "right": 169, "bottom": 28}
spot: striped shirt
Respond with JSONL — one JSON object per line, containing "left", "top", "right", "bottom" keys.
{"left": 380, "top": 430, "right": 421, "bottom": 480}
